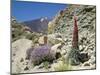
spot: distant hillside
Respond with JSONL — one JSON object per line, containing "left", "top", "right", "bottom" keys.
{"left": 23, "top": 17, "right": 50, "bottom": 34}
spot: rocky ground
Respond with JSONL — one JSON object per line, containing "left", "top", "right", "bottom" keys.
{"left": 11, "top": 4, "right": 96, "bottom": 74}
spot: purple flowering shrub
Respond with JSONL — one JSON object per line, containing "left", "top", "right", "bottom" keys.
{"left": 27, "top": 45, "right": 56, "bottom": 65}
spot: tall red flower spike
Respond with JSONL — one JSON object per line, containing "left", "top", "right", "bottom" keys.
{"left": 72, "top": 15, "right": 79, "bottom": 49}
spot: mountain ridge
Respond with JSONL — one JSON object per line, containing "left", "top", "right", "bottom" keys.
{"left": 23, "top": 17, "right": 51, "bottom": 34}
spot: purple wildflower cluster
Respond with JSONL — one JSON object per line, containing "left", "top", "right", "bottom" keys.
{"left": 26, "top": 45, "right": 55, "bottom": 65}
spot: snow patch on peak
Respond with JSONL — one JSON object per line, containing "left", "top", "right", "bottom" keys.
{"left": 40, "top": 17, "right": 48, "bottom": 22}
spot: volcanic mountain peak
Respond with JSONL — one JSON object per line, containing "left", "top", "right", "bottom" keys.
{"left": 40, "top": 17, "right": 48, "bottom": 22}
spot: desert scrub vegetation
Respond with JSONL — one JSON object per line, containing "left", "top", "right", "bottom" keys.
{"left": 54, "top": 63, "right": 72, "bottom": 71}
{"left": 11, "top": 21, "right": 25, "bottom": 42}
{"left": 12, "top": 27, "right": 25, "bottom": 42}
{"left": 25, "top": 33, "right": 40, "bottom": 44}
{"left": 43, "top": 61, "right": 50, "bottom": 70}
{"left": 54, "top": 57, "right": 72, "bottom": 71}
{"left": 12, "top": 19, "right": 40, "bottom": 43}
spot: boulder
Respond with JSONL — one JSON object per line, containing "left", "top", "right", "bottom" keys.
{"left": 48, "top": 34, "right": 63, "bottom": 45}
{"left": 12, "top": 39, "right": 32, "bottom": 73}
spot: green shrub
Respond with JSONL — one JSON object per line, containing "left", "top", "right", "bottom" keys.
{"left": 54, "top": 61, "right": 72, "bottom": 71}
{"left": 43, "top": 61, "right": 49, "bottom": 69}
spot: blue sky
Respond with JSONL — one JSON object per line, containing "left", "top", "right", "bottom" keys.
{"left": 12, "top": 0, "right": 67, "bottom": 22}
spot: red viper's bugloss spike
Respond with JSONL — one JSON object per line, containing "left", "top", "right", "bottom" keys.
{"left": 72, "top": 16, "right": 79, "bottom": 49}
